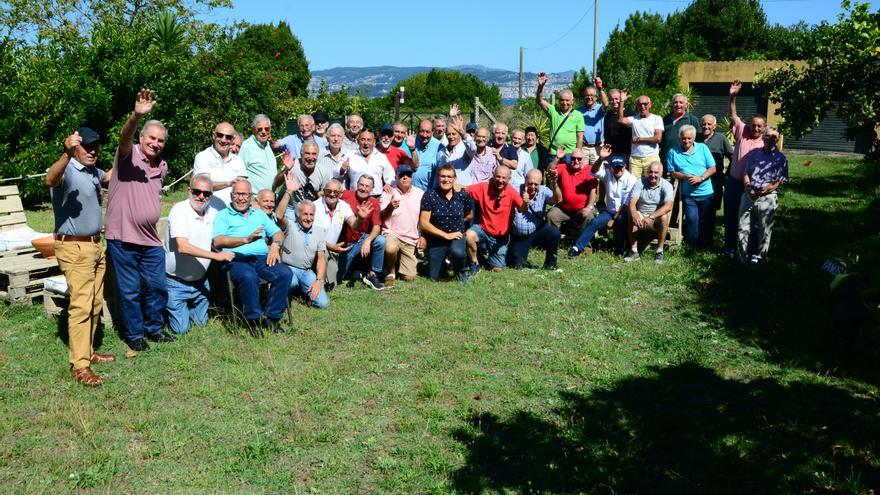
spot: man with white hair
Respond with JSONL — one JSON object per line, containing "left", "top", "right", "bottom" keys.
{"left": 661, "top": 93, "right": 701, "bottom": 170}
{"left": 240, "top": 114, "right": 278, "bottom": 193}
{"left": 536, "top": 72, "right": 584, "bottom": 154}
{"left": 433, "top": 116, "right": 449, "bottom": 146}
{"left": 343, "top": 114, "right": 364, "bottom": 153}
{"left": 274, "top": 140, "right": 334, "bottom": 220}
{"left": 625, "top": 161, "right": 674, "bottom": 264}
{"left": 509, "top": 128, "right": 534, "bottom": 188}
{"left": 487, "top": 122, "right": 518, "bottom": 172}
{"left": 193, "top": 121, "right": 247, "bottom": 209}
{"left": 318, "top": 123, "right": 349, "bottom": 177}
{"left": 338, "top": 129, "right": 395, "bottom": 196}
{"left": 275, "top": 190, "right": 330, "bottom": 308}
{"left": 280, "top": 114, "right": 327, "bottom": 158}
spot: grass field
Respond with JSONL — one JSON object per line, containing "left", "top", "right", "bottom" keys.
{"left": 2, "top": 153, "right": 878, "bottom": 493}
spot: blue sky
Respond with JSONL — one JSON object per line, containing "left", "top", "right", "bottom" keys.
{"left": 202, "top": 0, "right": 877, "bottom": 74}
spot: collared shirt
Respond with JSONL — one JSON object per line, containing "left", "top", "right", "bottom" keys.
{"left": 512, "top": 185, "right": 553, "bottom": 236}
{"left": 632, "top": 176, "right": 674, "bottom": 215}
{"left": 340, "top": 190, "right": 381, "bottom": 244}
{"left": 193, "top": 145, "right": 247, "bottom": 208}
{"left": 281, "top": 220, "right": 326, "bottom": 270}
{"left": 278, "top": 133, "right": 328, "bottom": 159}
{"left": 212, "top": 204, "right": 280, "bottom": 256}
{"left": 745, "top": 147, "right": 788, "bottom": 193}
{"left": 667, "top": 143, "right": 716, "bottom": 197}
{"left": 378, "top": 145, "right": 410, "bottom": 171}
{"left": 463, "top": 141, "right": 498, "bottom": 184}
{"left": 411, "top": 137, "right": 444, "bottom": 190}
{"left": 343, "top": 148, "right": 395, "bottom": 196}
{"left": 342, "top": 134, "right": 359, "bottom": 153}
{"left": 511, "top": 148, "right": 534, "bottom": 188}
{"left": 555, "top": 163, "right": 597, "bottom": 213}
{"left": 466, "top": 181, "right": 524, "bottom": 237}
{"left": 576, "top": 103, "right": 606, "bottom": 145}
{"left": 239, "top": 135, "right": 277, "bottom": 194}
{"left": 661, "top": 112, "right": 701, "bottom": 163}
{"left": 700, "top": 132, "right": 734, "bottom": 174}
{"left": 437, "top": 141, "right": 469, "bottom": 187}
{"left": 730, "top": 116, "right": 766, "bottom": 180}
{"left": 548, "top": 105, "right": 585, "bottom": 153}
{"left": 313, "top": 196, "right": 354, "bottom": 246}
{"left": 625, "top": 113, "right": 664, "bottom": 158}
{"left": 165, "top": 201, "right": 218, "bottom": 281}
{"left": 593, "top": 165, "right": 638, "bottom": 214}
{"left": 380, "top": 186, "right": 424, "bottom": 246}
{"left": 420, "top": 187, "right": 473, "bottom": 235}
{"left": 105, "top": 144, "right": 167, "bottom": 246}
{"left": 317, "top": 148, "right": 348, "bottom": 180}
{"left": 51, "top": 159, "right": 105, "bottom": 237}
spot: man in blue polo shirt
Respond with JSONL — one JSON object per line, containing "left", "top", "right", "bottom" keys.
{"left": 576, "top": 78, "right": 607, "bottom": 165}
{"left": 213, "top": 180, "right": 292, "bottom": 335}
{"left": 410, "top": 120, "right": 444, "bottom": 190}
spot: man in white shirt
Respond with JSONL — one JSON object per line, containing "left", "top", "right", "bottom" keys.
{"left": 617, "top": 91, "right": 664, "bottom": 178}
{"left": 510, "top": 128, "right": 535, "bottom": 188}
{"left": 312, "top": 178, "right": 367, "bottom": 289}
{"left": 338, "top": 129, "right": 395, "bottom": 196}
{"left": 193, "top": 122, "right": 247, "bottom": 209}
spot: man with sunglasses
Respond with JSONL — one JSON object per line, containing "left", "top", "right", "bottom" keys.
{"left": 240, "top": 114, "right": 279, "bottom": 194}
{"left": 193, "top": 122, "right": 247, "bottom": 209}
{"left": 617, "top": 91, "right": 664, "bottom": 178}
{"left": 164, "top": 174, "right": 234, "bottom": 334}
{"left": 313, "top": 179, "right": 369, "bottom": 290}
{"left": 46, "top": 126, "right": 113, "bottom": 387}
{"left": 545, "top": 147, "right": 599, "bottom": 240}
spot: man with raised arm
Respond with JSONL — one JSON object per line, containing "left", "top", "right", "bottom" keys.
{"left": 576, "top": 77, "right": 607, "bottom": 165}
{"left": 617, "top": 91, "right": 663, "bottom": 178}
{"left": 536, "top": 72, "right": 584, "bottom": 154}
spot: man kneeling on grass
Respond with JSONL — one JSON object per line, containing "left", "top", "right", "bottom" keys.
{"left": 625, "top": 161, "right": 673, "bottom": 264}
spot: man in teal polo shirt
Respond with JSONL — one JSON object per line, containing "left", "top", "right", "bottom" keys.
{"left": 213, "top": 180, "right": 292, "bottom": 335}
{"left": 240, "top": 114, "right": 279, "bottom": 194}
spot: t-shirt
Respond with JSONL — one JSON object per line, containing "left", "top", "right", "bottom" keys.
{"left": 105, "top": 144, "right": 167, "bottom": 246}
{"left": 51, "top": 159, "right": 105, "bottom": 237}
{"left": 193, "top": 146, "right": 247, "bottom": 208}
{"left": 661, "top": 112, "right": 701, "bottom": 163}
{"left": 730, "top": 116, "right": 765, "bottom": 180}
{"left": 627, "top": 113, "right": 664, "bottom": 158}
{"left": 212, "top": 204, "right": 281, "bottom": 256}
{"left": 667, "top": 143, "right": 716, "bottom": 197}
{"left": 700, "top": 132, "right": 734, "bottom": 175}
{"left": 165, "top": 201, "right": 218, "bottom": 281}
{"left": 604, "top": 108, "right": 636, "bottom": 155}
{"left": 278, "top": 162, "right": 335, "bottom": 215}
{"left": 632, "top": 177, "right": 674, "bottom": 215}
{"left": 555, "top": 163, "right": 597, "bottom": 213}
{"left": 420, "top": 188, "right": 473, "bottom": 235}
{"left": 340, "top": 190, "right": 380, "bottom": 244}
{"left": 548, "top": 105, "right": 584, "bottom": 153}
{"left": 466, "top": 181, "right": 523, "bottom": 237}
{"left": 344, "top": 149, "right": 395, "bottom": 196}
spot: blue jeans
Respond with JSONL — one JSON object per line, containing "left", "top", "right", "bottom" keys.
{"left": 107, "top": 240, "right": 167, "bottom": 343}
{"left": 508, "top": 223, "right": 561, "bottom": 268}
{"left": 223, "top": 254, "right": 292, "bottom": 321}
{"left": 683, "top": 194, "right": 714, "bottom": 249}
{"left": 288, "top": 266, "right": 329, "bottom": 308}
{"left": 573, "top": 210, "right": 629, "bottom": 252}
{"left": 337, "top": 235, "right": 386, "bottom": 281}
{"left": 723, "top": 175, "right": 744, "bottom": 250}
{"left": 426, "top": 236, "right": 467, "bottom": 281}
{"left": 469, "top": 224, "right": 509, "bottom": 269}
{"left": 165, "top": 276, "right": 210, "bottom": 334}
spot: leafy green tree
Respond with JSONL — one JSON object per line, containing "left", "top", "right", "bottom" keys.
{"left": 380, "top": 69, "right": 501, "bottom": 112}
{"left": 570, "top": 67, "right": 593, "bottom": 102}
{"left": 229, "top": 22, "right": 310, "bottom": 98}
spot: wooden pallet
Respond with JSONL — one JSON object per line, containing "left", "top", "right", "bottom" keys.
{"left": 43, "top": 292, "right": 113, "bottom": 326}
{"left": 0, "top": 252, "right": 60, "bottom": 305}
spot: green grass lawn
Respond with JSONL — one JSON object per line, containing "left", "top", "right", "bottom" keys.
{"left": 3, "top": 154, "right": 879, "bottom": 493}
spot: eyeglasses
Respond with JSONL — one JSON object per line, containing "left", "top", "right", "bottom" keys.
{"left": 322, "top": 189, "right": 340, "bottom": 196}
{"left": 214, "top": 132, "right": 234, "bottom": 140}
{"left": 637, "top": 102, "right": 650, "bottom": 106}
{"left": 255, "top": 126, "right": 270, "bottom": 132}
{"left": 232, "top": 192, "right": 252, "bottom": 197}
{"left": 190, "top": 188, "right": 213, "bottom": 198}
{"left": 571, "top": 157, "right": 585, "bottom": 161}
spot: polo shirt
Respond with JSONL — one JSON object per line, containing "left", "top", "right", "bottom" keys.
{"left": 555, "top": 163, "right": 597, "bottom": 213}
{"left": 340, "top": 190, "right": 380, "bottom": 244}
{"left": 105, "top": 144, "right": 167, "bottom": 246}
{"left": 466, "top": 181, "right": 523, "bottom": 237}
{"left": 548, "top": 105, "right": 585, "bottom": 153}
{"left": 632, "top": 176, "right": 674, "bottom": 215}
{"left": 700, "top": 132, "right": 733, "bottom": 173}
{"left": 744, "top": 147, "right": 788, "bottom": 192}
{"left": 436, "top": 141, "right": 469, "bottom": 187}
{"left": 281, "top": 221, "right": 326, "bottom": 270}
{"left": 212, "top": 204, "right": 280, "bottom": 256}
{"left": 667, "top": 143, "right": 716, "bottom": 197}
{"left": 626, "top": 113, "right": 664, "bottom": 158}
{"left": 378, "top": 145, "right": 410, "bottom": 171}
{"left": 380, "top": 186, "right": 424, "bottom": 246}
{"left": 313, "top": 197, "right": 354, "bottom": 246}
{"left": 239, "top": 135, "right": 277, "bottom": 194}
{"left": 51, "top": 159, "right": 105, "bottom": 237}
{"left": 342, "top": 135, "right": 359, "bottom": 153}
{"left": 420, "top": 188, "right": 473, "bottom": 235}
{"left": 512, "top": 185, "right": 553, "bottom": 236}
{"left": 730, "top": 116, "right": 766, "bottom": 180}
{"left": 488, "top": 139, "right": 519, "bottom": 164}
{"left": 279, "top": 162, "right": 335, "bottom": 215}
{"left": 593, "top": 165, "right": 638, "bottom": 214}
{"left": 411, "top": 137, "right": 444, "bottom": 190}
{"left": 661, "top": 112, "right": 701, "bottom": 162}
{"left": 576, "top": 103, "right": 606, "bottom": 145}
{"left": 164, "top": 201, "right": 218, "bottom": 281}
{"left": 345, "top": 148, "right": 395, "bottom": 196}
{"left": 193, "top": 145, "right": 247, "bottom": 208}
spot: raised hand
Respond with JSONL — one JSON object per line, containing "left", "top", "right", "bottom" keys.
{"left": 730, "top": 80, "right": 742, "bottom": 96}
{"left": 134, "top": 88, "right": 157, "bottom": 116}
{"left": 405, "top": 130, "right": 416, "bottom": 150}
{"left": 619, "top": 89, "right": 630, "bottom": 103}
{"left": 449, "top": 103, "right": 460, "bottom": 117}
{"left": 598, "top": 143, "right": 613, "bottom": 161}
{"left": 546, "top": 166, "right": 558, "bottom": 183}
{"left": 64, "top": 131, "right": 82, "bottom": 157}
{"left": 356, "top": 200, "right": 374, "bottom": 220}
{"left": 594, "top": 76, "right": 603, "bottom": 90}
{"left": 284, "top": 167, "right": 301, "bottom": 192}
{"left": 282, "top": 149, "right": 295, "bottom": 170}
{"left": 450, "top": 114, "right": 464, "bottom": 132}
{"left": 537, "top": 72, "right": 548, "bottom": 87}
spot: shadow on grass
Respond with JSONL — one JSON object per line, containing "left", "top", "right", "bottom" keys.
{"left": 451, "top": 363, "right": 879, "bottom": 494}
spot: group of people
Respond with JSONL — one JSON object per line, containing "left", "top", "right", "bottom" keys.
{"left": 48, "top": 75, "right": 789, "bottom": 387}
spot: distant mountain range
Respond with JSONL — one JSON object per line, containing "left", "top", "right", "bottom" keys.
{"left": 308, "top": 65, "right": 575, "bottom": 103}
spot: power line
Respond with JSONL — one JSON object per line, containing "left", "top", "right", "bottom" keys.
{"left": 523, "top": 3, "right": 595, "bottom": 51}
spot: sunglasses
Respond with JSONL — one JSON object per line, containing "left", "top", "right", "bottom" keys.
{"left": 255, "top": 126, "right": 271, "bottom": 132}
{"left": 214, "top": 132, "right": 234, "bottom": 140}
{"left": 322, "top": 189, "right": 340, "bottom": 196}
{"left": 190, "top": 188, "right": 213, "bottom": 198}
{"left": 571, "top": 157, "right": 585, "bottom": 161}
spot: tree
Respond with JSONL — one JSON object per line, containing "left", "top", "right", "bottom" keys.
{"left": 381, "top": 69, "right": 501, "bottom": 112}
{"left": 570, "top": 68, "right": 593, "bottom": 102}
{"left": 229, "top": 22, "right": 310, "bottom": 98}
{"left": 757, "top": 1, "right": 880, "bottom": 158}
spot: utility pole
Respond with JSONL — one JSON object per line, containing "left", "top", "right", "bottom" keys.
{"left": 394, "top": 86, "right": 405, "bottom": 121}
{"left": 518, "top": 46, "right": 523, "bottom": 100}
{"left": 593, "top": 0, "right": 598, "bottom": 78}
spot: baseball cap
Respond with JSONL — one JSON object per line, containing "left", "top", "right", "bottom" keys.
{"left": 465, "top": 122, "right": 477, "bottom": 132}
{"left": 396, "top": 164, "right": 414, "bottom": 176}
{"left": 610, "top": 155, "right": 627, "bottom": 168}
{"left": 312, "top": 111, "right": 329, "bottom": 124}
{"left": 379, "top": 123, "right": 394, "bottom": 136}
{"left": 76, "top": 127, "right": 101, "bottom": 146}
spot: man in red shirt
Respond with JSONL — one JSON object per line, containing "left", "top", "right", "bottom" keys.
{"left": 338, "top": 175, "right": 385, "bottom": 289}
{"left": 545, "top": 147, "right": 598, "bottom": 240}
{"left": 377, "top": 123, "right": 418, "bottom": 172}
{"left": 464, "top": 165, "right": 529, "bottom": 273}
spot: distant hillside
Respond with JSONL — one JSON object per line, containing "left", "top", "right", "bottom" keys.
{"left": 308, "top": 65, "right": 575, "bottom": 103}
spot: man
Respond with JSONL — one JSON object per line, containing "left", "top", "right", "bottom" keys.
{"left": 603, "top": 89, "right": 635, "bottom": 158}
{"left": 545, "top": 148, "right": 598, "bottom": 239}
{"left": 275, "top": 188, "right": 329, "bottom": 308}
{"left": 460, "top": 127, "right": 498, "bottom": 185}
{"left": 213, "top": 180, "right": 292, "bottom": 335}
{"left": 391, "top": 122, "right": 412, "bottom": 155}
{"left": 536, "top": 72, "right": 584, "bottom": 154}
{"left": 313, "top": 178, "right": 369, "bottom": 289}
{"left": 465, "top": 122, "right": 477, "bottom": 139}
{"left": 523, "top": 126, "right": 549, "bottom": 173}
{"left": 625, "top": 161, "right": 674, "bottom": 264}
{"left": 465, "top": 165, "right": 528, "bottom": 272}
{"left": 488, "top": 122, "right": 519, "bottom": 174}
{"left": 700, "top": 114, "right": 733, "bottom": 220}
{"left": 275, "top": 141, "right": 334, "bottom": 220}
{"left": 239, "top": 114, "right": 278, "bottom": 194}
{"left": 410, "top": 119, "right": 444, "bottom": 190}
{"left": 343, "top": 114, "right": 364, "bottom": 152}
{"left": 576, "top": 78, "right": 607, "bottom": 164}
{"left": 738, "top": 127, "right": 788, "bottom": 265}
{"left": 376, "top": 123, "right": 418, "bottom": 172}
{"left": 509, "top": 128, "right": 534, "bottom": 187}
{"left": 105, "top": 89, "right": 174, "bottom": 352}
{"left": 280, "top": 114, "right": 326, "bottom": 159}
{"left": 253, "top": 188, "right": 283, "bottom": 228}
{"left": 338, "top": 175, "right": 385, "bottom": 289}
{"left": 508, "top": 169, "right": 561, "bottom": 271}
{"left": 46, "top": 126, "right": 113, "bottom": 386}
{"left": 724, "top": 80, "right": 768, "bottom": 258}
{"left": 313, "top": 111, "right": 330, "bottom": 143}
{"left": 617, "top": 92, "right": 663, "bottom": 178}
{"left": 318, "top": 123, "right": 349, "bottom": 180}
{"left": 568, "top": 147, "right": 638, "bottom": 257}
{"left": 164, "top": 174, "right": 234, "bottom": 334}
{"left": 193, "top": 121, "right": 247, "bottom": 209}
{"left": 437, "top": 115, "right": 471, "bottom": 182}
{"left": 230, "top": 132, "right": 244, "bottom": 155}
{"left": 433, "top": 116, "right": 449, "bottom": 146}
{"left": 380, "top": 165, "right": 425, "bottom": 286}
{"left": 661, "top": 93, "right": 701, "bottom": 170}
{"left": 339, "top": 129, "right": 395, "bottom": 196}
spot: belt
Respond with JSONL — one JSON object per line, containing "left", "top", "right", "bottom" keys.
{"left": 583, "top": 143, "right": 597, "bottom": 148}
{"left": 54, "top": 233, "right": 101, "bottom": 243}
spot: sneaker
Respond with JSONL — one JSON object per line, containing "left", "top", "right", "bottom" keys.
{"left": 624, "top": 252, "right": 641, "bottom": 263}
{"left": 146, "top": 331, "right": 176, "bottom": 343}
{"left": 566, "top": 247, "right": 581, "bottom": 259}
{"left": 384, "top": 274, "right": 396, "bottom": 288}
{"left": 543, "top": 265, "right": 563, "bottom": 273}
{"left": 458, "top": 270, "right": 471, "bottom": 284}
{"left": 655, "top": 251, "right": 665, "bottom": 264}
{"left": 363, "top": 273, "right": 384, "bottom": 290}
{"left": 126, "top": 338, "right": 151, "bottom": 352}
{"left": 749, "top": 254, "right": 762, "bottom": 265}
{"left": 470, "top": 262, "right": 481, "bottom": 277}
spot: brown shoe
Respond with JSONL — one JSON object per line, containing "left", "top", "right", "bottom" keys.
{"left": 71, "top": 367, "right": 104, "bottom": 387}
{"left": 90, "top": 352, "right": 116, "bottom": 365}
{"left": 384, "top": 275, "right": 395, "bottom": 288}
{"left": 491, "top": 267, "right": 502, "bottom": 273}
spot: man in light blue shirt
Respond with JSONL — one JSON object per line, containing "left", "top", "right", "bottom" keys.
{"left": 508, "top": 169, "right": 562, "bottom": 270}
{"left": 575, "top": 79, "right": 607, "bottom": 165}
{"left": 410, "top": 119, "right": 444, "bottom": 190}
{"left": 278, "top": 114, "right": 328, "bottom": 159}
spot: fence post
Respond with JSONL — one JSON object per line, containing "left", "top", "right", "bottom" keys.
{"left": 474, "top": 97, "right": 481, "bottom": 126}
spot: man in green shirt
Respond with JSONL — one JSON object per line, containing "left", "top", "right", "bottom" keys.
{"left": 240, "top": 114, "right": 279, "bottom": 193}
{"left": 535, "top": 72, "right": 584, "bottom": 154}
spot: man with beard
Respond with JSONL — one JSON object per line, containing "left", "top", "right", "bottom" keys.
{"left": 193, "top": 121, "right": 247, "bottom": 209}
{"left": 376, "top": 123, "right": 418, "bottom": 172}
{"left": 164, "top": 174, "right": 234, "bottom": 334}
{"left": 536, "top": 72, "right": 584, "bottom": 154}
